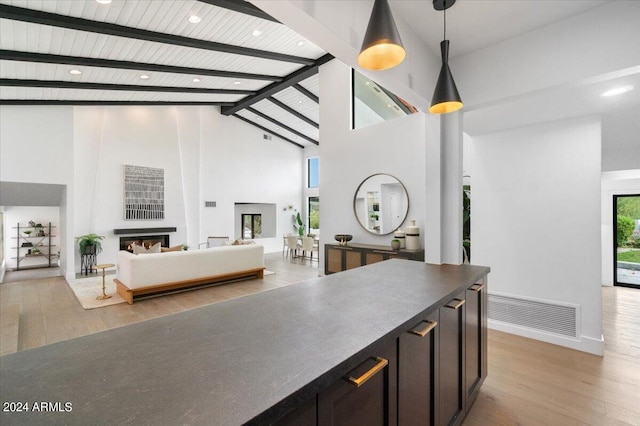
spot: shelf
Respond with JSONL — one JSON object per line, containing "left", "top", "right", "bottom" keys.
{"left": 14, "top": 222, "right": 56, "bottom": 271}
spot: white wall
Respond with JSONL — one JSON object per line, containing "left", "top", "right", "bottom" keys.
{"left": 319, "top": 59, "right": 431, "bottom": 258}
{"left": 471, "top": 116, "right": 603, "bottom": 354}
{"left": 0, "top": 106, "right": 75, "bottom": 278}
{"left": 1, "top": 105, "right": 305, "bottom": 278}
{"left": 601, "top": 170, "right": 640, "bottom": 286}
{"left": 602, "top": 105, "right": 640, "bottom": 172}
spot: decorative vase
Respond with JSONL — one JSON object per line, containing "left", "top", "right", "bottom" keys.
{"left": 405, "top": 219, "right": 421, "bottom": 250}
{"left": 394, "top": 229, "right": 406, "bottom": 248}
{"left": 391, "top": 240, "right": 401, "bottom": 250}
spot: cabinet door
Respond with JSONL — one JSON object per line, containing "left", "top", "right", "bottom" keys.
{"left": 326, "top": 246, "right": 345, "bottom": 274}
{"left": 439, "top": 292, "right": 466, "bottom": 426}
{"left": 274, "top": 394, "right": 317, "bottom": 426}
{"left": 398, "top": 311, "right": 439, "bottom": 426}
{"left": 318, "top": 343, "right": 396, "bottom": 426}
{"left": 465, "top": 278, "right": 488, "bottom": 410}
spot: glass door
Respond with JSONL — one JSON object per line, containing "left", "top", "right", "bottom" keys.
{"left": 614, "top": 194, "right": 640, "bottom": 288}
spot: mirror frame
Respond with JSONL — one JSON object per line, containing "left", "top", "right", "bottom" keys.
{"left": 353, "top": 173, "right": 410, "bottom": 235}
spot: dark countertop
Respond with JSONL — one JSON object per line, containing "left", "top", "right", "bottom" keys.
{"left": 0, "top": 260, "right": 489, "bottom": 426}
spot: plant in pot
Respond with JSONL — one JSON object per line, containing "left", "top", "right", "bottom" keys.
{"left": 391, "top": 239, "right": 401, "bottom": 250}
{"left": 76, "top": 233, "right": 105, "bottom": 256}
{"left": 293, "top": 212, "right": 306, "bottom": 237}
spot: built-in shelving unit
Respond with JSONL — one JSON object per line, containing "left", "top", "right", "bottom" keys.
{"left": 11, "top": 222, "right": 57, "bottom": 270}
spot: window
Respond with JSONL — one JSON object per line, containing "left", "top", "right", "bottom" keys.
{"left": 308, "top": 157, "right": 319, "bottom": 188}
{"left": 241, "top": 214, "right": 262, "bottom": 239}
{"left": 308, "top": 197, "right": 319, "bottom": 233}
{"left": 352, "top": 69, "right": 417, "bottom": 130}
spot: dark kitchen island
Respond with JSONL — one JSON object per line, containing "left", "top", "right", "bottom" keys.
{"left": 0, "top": 259, "right": 489, "bottom": 426}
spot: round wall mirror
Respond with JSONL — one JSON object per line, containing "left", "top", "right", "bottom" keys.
{"left": 353, "top": 173, "right": 409, "bottom": 235}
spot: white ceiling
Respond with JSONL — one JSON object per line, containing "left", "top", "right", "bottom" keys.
{"left": 392, "top": 0, "right": 612, "bottom": 59}
{"left": 388, "top": 0, "right": 639, "bottom": 136}
{"left": 0, "top": 0, "right": 326, "bottom": 147}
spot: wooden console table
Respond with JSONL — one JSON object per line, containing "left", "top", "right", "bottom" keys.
{"left": 325, "top": 242, "right": 425, "bottom": 275}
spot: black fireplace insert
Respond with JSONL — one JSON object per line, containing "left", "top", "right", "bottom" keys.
{"left": 119, "top": 235, "right": 170, "bottom": 252}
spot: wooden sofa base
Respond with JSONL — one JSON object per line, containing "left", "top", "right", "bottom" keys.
{"left": 114, "top": 267, "right": 265, "bottom": 304}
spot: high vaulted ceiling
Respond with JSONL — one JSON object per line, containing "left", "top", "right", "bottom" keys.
{"left": 0, "top": 0, "right": 332, "bottom": 148}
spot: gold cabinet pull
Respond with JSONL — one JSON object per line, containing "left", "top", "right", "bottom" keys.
{"left": 346, "top": 357, "right": 388, "bottom": 388}
{"left": 445, "top": 299, "right": 465, "bottom": 310}
{"left": 409, "top": 320, "right": 438, "bottom": 337}
{"left": 470, "top": 284, "right": 485, "bottom": 292}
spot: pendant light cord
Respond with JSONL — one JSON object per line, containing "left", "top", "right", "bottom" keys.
{"left": 443, "top": 0, "right": 447, "bottom": 40}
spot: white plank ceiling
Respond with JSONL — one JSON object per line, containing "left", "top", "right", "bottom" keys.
{"left": 0, "top": 0, "right": 329, "bottom": 148}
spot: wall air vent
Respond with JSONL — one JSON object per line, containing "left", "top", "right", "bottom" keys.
{"left": 204, "top": 201, "right": 216, "bottom": 208}
{"left": 263, "top": 134, "right": 272, "bottom": 140}
{"left": 488, "top": 294, "right": 578, "bottom": 338}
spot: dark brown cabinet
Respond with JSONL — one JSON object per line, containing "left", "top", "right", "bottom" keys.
{"left": 318, "top": 342, "right": 397, "bottom": 426}
{"left": 325, "top": 243, "right": 424, "bottom": 275}
{"left": 398, "top": 311, "right": 440, "bottom": 426}
{"left": 465, "top": 278, "right": 488, "bottom": 410}
{"left": 439, "top": 292, "right": 466, "bottom": 426}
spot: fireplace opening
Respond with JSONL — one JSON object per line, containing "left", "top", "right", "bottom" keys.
{"left": 119, "top": 235, "right": 170, "bottom": 252}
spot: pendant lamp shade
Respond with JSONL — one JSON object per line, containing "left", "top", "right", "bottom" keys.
{"left": 358, "top": 0, "right": 406, "bottom": 71}
{"left": 429, "top": 41, "right": 463, "bottom": 114}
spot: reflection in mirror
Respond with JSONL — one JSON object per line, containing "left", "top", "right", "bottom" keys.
{"left": 354, "top": 174, "right": 409, "bottom": 235}
{"left": 352, "top": 69, "right": 418, "bottom": 129}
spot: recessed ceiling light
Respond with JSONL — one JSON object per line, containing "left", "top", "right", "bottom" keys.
{"left": 193, "top": 78, "right": 201, "bottom": 83}
{"left": 68, "top": 69, "right": 82, "bottom": 75}
{"left": 233, "top": 81, "right": 242, "bottom": 85}
{"left": 298, "top": 100, "right": 303, "bottom": 104}
{"left": 365, "top": 81, "right": 370, "bottom": 85}
{"left": 275, "top": 127, "right": 280, "bottom": 130}
{"left": 139, "top": 74, "right": 150, "bottom": 80}
{"left": 95, "top": 0, "right": 112, "bottom": 4}
{"left": 297, "top": 41, "right": 306, "bottom": 47}
{"left": 602, "top": 85, "right": 634, "bottom": 97}
{"left": 188, "top": 15, "right": 201, "bottom": 24}
{"left": 252, "top": 29, "right": 262, "bottom": 37}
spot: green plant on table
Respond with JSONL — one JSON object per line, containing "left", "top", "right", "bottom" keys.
{"left": 75, "top": 233, "right": 105, "bottom": 254}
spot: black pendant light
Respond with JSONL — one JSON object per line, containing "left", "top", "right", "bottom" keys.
{"left": 429, "top": 0, "right": 463, "bottom": 114}
{"left": 358, "top": 0, "right": 406, "bottom": 71}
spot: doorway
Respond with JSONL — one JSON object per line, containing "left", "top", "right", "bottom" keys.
{"left": 613, "top": 194, "right": 640, "bottom": 288}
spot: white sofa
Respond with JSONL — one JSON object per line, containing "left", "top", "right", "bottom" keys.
{"left": 115, "top": 244, "right": 264, "bottom": 304}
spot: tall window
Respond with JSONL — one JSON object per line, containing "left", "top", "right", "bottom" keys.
{"left": 241, "top": 214, "right": 262, "bottom": 239}
{"left": 308, "top": 197, "right": 319, "bottom": 233}
{"left": 308, "top": 157, "right": 319, "bottom": 188}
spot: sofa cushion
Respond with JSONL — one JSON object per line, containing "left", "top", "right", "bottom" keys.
{"left": 132, "top": 242, "right": 161, "bottom": 254}
{"left": 161, "top": 245, "right": 183, "bottom": 253}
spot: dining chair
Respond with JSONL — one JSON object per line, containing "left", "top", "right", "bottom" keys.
{"left": 301, "top": 236, "right": 318, "bottom": 262}
{"left": 285, "top": 236, "right": 301, "bottom": 259}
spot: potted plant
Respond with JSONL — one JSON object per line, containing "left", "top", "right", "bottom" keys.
{"left": 76, "top": 233, "right": 105, "bottom": 256}
{"left": 293, "top": 212, "right": 306, "bottom": 237}
{"left": 391, "top": 239, "right": 401, "bottom": 250}
{"left": 23, "top": 229, "right": 32, "bottom": 237}
{"left": 34, "top": 223, "right": 45, "bottom": 237}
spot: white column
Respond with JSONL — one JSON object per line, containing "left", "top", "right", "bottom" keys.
{"left": 441, "top": 112, "right": 463, "bottom": 264}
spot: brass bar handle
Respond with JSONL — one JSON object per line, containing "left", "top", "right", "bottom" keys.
{"left": 409, "top": 320, "right": 438, "bottom": 337}
{"left": 346, "top": 357, "right": 389, "bottom": 388}
{"left": 470, "top": 284, "right": 485, "bottom": 292}
{"left": 445, "top": 299, "right": 465, "bottom": 310}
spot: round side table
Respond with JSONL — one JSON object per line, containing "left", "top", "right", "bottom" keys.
{"left": 94, "top": 263, "right": 115, "bottom": 300}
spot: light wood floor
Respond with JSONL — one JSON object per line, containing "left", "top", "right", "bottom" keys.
{"left": 463, "top": 285, "right": 640, "bottom": 426}
{"left": 1, "top": 258, "right": 639, "bottom": 425}
{"left": 0, "top": 252, "right": 320, "bottom": 354}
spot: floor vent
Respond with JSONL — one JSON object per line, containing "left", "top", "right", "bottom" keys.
{"left": 488, "top": 294, "right": 578, "bottom": 338}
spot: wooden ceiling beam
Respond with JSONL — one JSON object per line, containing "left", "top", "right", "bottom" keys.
{"left": 0, "top": 50, "right": 283, "bottom": 82}
{"left": 267, "top": 97, "right": 319, "bottom": 129}
{"left": 198, "top": 0, "right": 279, "bottom": 23}
{"left": 221, "top": 53, "right": 331, "bottom": 115}
{"left": 293, "top": 84, "right": 319, "bottom": 103}
{"left": 0, "top": 4, "right": 313, "bottom": 65}
{"left": 232, "top": 114, "right": 304, "bottom": 148}
{"left": 0, "top": 100, "right": 235, "bottom": 106}
{"left": 0, "top": 79, "right": 255, "bottom": 95}
{"left": 247, "top": 107, "right": 318, "bottom": 145}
